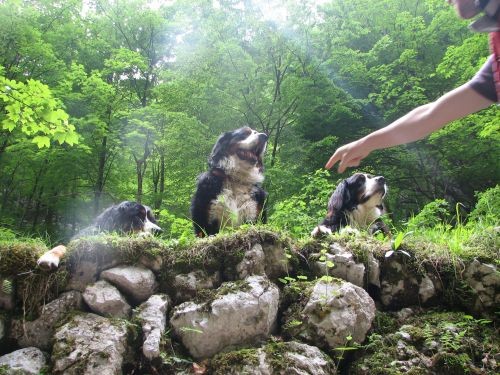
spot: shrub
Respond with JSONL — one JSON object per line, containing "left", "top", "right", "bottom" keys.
{"left": 467, "top": 185, "right": 499, "bottom": 226}
{"left": 406, "top": 199, "right": 450, "bottom": 230}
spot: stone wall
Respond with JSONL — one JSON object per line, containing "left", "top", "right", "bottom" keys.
{"left": 0, "top": 229, "right": 498, "bottom": 374}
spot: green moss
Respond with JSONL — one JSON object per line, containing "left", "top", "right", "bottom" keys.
{"left": 0, "top": 239, "right": 48, "bottom": 276}
{"left": 351, "top": 309, "right": 499, "bottom": 375}
{"left": 208, "top": 347, "right": 259, "bottom": 375}
{"left": 372, "top": 311, "right": 398, "bottom": 335}
{"left": 194, "top": 279, "right": 251, "bottom": 306}
{"left": 433, "top": 352, "right": 472, "bottom": 374}
{"left": 262, "top": 339, "right": 289, "bottom": 373}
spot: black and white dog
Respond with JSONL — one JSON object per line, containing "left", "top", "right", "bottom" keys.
{"left": 311, "top": 173, "right": 389, "bottom": 237}
{"left": 37, "top": 201, "right": 161, "bottom": 270}
{"left": 191, "top": 127, "right": 268, "bottom": 237}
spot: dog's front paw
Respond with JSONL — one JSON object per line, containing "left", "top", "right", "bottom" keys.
{"left": 37, "top": 252, "right": 60, "bottom": 271}
{"left": 37, "top": 245, "right": 66, "bottom": 271}
{"left": 311, "top": 225, "right": 332, "bottom": 237}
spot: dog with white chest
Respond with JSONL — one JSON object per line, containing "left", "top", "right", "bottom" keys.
{"left": 311, "top": 173, "right": 390, "bottom": 237}
{"left": 191, "top": 127, "right": 268, "bottom": 237}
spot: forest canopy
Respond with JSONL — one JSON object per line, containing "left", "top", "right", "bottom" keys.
{"left": 0, "top": 0, "right": 498, "bottom": 242}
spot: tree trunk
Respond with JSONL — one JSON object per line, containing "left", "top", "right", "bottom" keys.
{"left": 94, "top": 136, "right": 108, "bottom": 215}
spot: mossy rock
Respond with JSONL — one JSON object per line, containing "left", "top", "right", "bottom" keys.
{"left": 350, "top": 309, "right": 499, "bottom": 374}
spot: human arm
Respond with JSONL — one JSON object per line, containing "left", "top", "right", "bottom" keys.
{"left": 325, "top": 84, "right": 494, "bottom": 172}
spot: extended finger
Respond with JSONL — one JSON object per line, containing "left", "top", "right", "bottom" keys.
{"left": 325, "top": 151, "right": 342, "bottom": 170}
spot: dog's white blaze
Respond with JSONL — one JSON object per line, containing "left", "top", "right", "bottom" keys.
{"left": 209, "top": 181, "right": 260, "bottom": 228}
{"left": 218, "top": 155, "right": 264, "bottom": 184}
{"left": 348, "top": 205, "right": 383, "bottom": 229}
{"left": 238, "top": 131, "right": 263, "bottom": 149}
{"left": 143, "top": 219, "right": 161, "bottom": 233}
{"left": 349, "top": 174, "right": 386, "bottom": 229}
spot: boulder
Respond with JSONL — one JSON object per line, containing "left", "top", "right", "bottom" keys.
{"left": 64, "top": 239, "right": 122, "bottom": 292}
{"left": 101, "top": 265, "right": 158, "bottom": 304}
{"left": 0, "top": 347, "right": 46, "bottom": 375}
{"left": 379, "top": 255, "right": 440, "bottom": 309}
{"left": 52, "top": 313, "right": 129, "bottom": 375}
{"left": 282, "top": 279, "right": 375, "bottom": 350}
{"left": 134, "top": 294, "right": 171, "bottom": 360}
{"left": 311, "top": 243, "right": 366, "bottom": 287}
{"left": 464, "top": 259, "right": 499, "bottom": 314}
{"left": 83, "top": 280, "right": 131, "bottom": 318}
{"left": 209, "top": 341, "right": 335, "bottom": 375}
{"left": 170, "top": 275, "right": 279, "bottom": 359}
{"left": 0, "top": 278, "right": 14, "bottom": 310}
{"left": 171, "top": 270, "right": 221, "bottom": 303}
{"left": 236, "top": 243, "right": 266, "bottom": 279}
{"left": 224, "top": 241, "right": 289, "bottom": 281}
{"left": 10, "top": 291, "right": 83, "bottom": 350}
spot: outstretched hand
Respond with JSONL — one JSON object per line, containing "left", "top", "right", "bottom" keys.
{"left": 325, "top": 140, "right": 371, "bottom": 173}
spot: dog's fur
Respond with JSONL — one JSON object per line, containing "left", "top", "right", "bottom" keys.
{"left": 311, "top": 173, "right": 389, "bottom": 237}
{"left": 37, "top": 201, "right": 161, "bottom": 270}
{"left": 191, "top": 126, "right": 268, "bottom": 237}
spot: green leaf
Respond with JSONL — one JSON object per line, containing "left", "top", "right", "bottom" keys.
{"left": 32, "top": 135, "right": 51, "bottom": 148}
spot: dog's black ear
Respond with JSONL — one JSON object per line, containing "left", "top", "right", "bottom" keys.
{"left": 209, "top": 131, "right": 233, "bottom": 168}
{"left": 328, "top": 180, "right": 350, "bottom": 214}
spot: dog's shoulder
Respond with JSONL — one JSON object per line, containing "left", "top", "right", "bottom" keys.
{"left": 194, "top": 170, "right": 225, "bottom": 197}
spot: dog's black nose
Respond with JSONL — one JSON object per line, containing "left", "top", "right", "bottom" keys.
{"left": 376, "top": 176, "right": 385, "bottom": 184}
{"left": 259, "top": 133, "right": 268, "bottom": 142}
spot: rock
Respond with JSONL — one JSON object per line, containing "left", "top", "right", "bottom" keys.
{"left": 261, "top": 242, "right": 289, "bottom": 279}
{"left": 464, "top": 259, "right": 499, "bottom": 314}
{"left": 139, "top": 254, "right": 163, "bottom": 272}
{"left": 170, "top": 275, "right": 279, "bottom": 359}
{"left": 236, "top": 243, "right": 266, "bottom": 279}
{"left": 380, "top": 254, "right": 420, "bottom": 309}
{"left": 395, "top": 308, "right": 415, "bottom": 322}
{"left": 101, "top": 265, "right": 157, "bottom": 304}
{"left": 171, "top": 270, "right": 221, "bottom": 303}
{"left": 311, "top": 243, "right": 365, "bottom": 287}
{"left": 209, "top": 341, "right": 335, "bottom": 375}
{"left": 52, "top": 313, "right": 129, "bottom": 375}
{"left": 134, "top": 294, "right": 171, "bottom": 360}
{"left": 283, "top": 280, "right": 375, "bottom": 350}
{"left": 83, "top": 280, "right": 131, "bottom": 318}
{"left": 64, "top": 239, "right": 122, "bottom": 292}
{"left": 0, "top": 347, "right": 46, "bottom": 375}
{"left": 10, "top": 291, "right": 83, "bottom": 350}
{"left": 366, "top": 252, "right": 380, "bottom": 288}
{"left": 418, "top": 274, "right": 436, "bottom": 303}
{"left": 0, "top": 278, "right": 14, "bottom": 310}
{"left": 0, "top": 316, "right": 4, "bottom": 341}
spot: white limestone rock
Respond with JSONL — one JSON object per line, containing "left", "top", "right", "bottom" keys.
{"left": 52, "top": 313, "right": 129, "bottom": 375}
{"left": 236, "top": 243, "right": 266, "bottom": 279}
{"left": 83, "top": 280, "right": 131, "bottom": 318}
{"left": 0, "top": 347, "right": 46, "bottom": 375}
{"left": 101, "top": 265, "right": 158, "bottom": 304}
{"left": 170, "top": 275, "right": 279, "bottom": 359}
{"left": 283, "top": 280, "right": 376, "bottom": 350}
{"left": 464, "top": 259, "right": 499, "bottom": 313}
{"left": 312, "top": 243, "right": 366, "bottom": 287}
{"left": 172, "top": 270, "right": 221, "bottom": 303}
{"left": 134, "top": 294, "right": 171, "bottom": 360}
{"left": 10, "top": 291, "right": 83, "bottom": 350}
